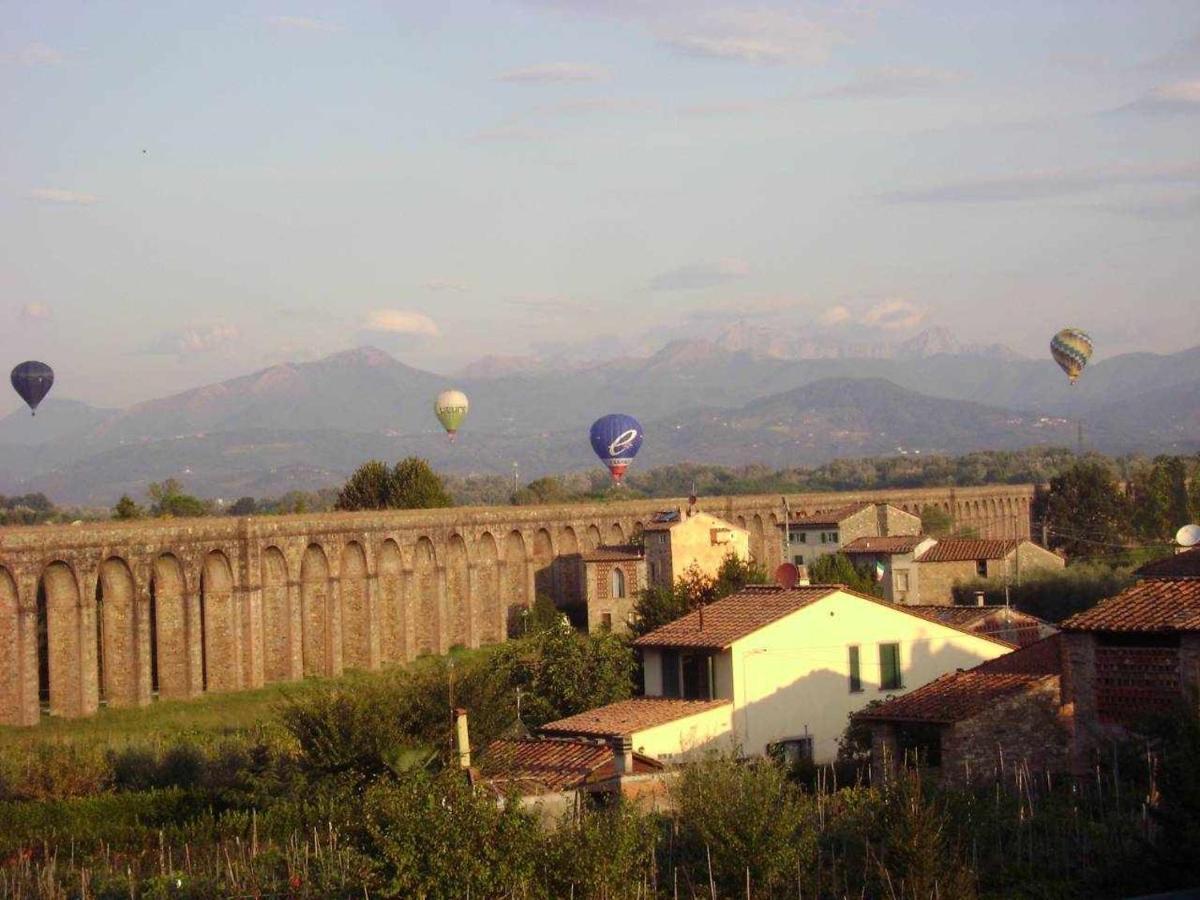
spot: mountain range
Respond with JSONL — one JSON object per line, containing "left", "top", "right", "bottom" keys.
{"left": 0, "top": 329, "right": 1196, "bottom": 505}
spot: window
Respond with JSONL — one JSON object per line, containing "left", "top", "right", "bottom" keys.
{"left": 680, "top": 652, "right": 713, "bottom": 700}
{"left": 799, "top": 532, "right": 807, "bottom": 544}
{"left": 648, "top": 561, "right": 659, "bottom": 583}
{"left": 879, "top": 643, "right": 902, "bottom": 690}
{"left": 895, "top": 570, "right": 910, "bottom": 591}
{"left": 820, "top": 532, "right": 828, "bottom": 544}
{"left": 976, "top": 559, "right": 987, "bottom": 577}
{"left": 661, "top": 650, "right": 680, "bottom": 698}
{"left": 771, "top": 736, "right": 814, "bottom": 767}
{"left": 793, "top": 554, "right": 805, "bottom": 566}
{"left": 610, "top": 567, "right": 626, "bottom": 599}
{"left": 848, "top": 645, "right": 862, "bottom": 692}
{"left": 601, "top": 612, "right": 612, "bottom": 630}
{"left": 831, "top": 531, "right": 839, "bottom": 544}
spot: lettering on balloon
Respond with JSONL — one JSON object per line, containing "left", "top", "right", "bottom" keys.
{"left": 608, "top": 429, "right": 640, "bottom": 457}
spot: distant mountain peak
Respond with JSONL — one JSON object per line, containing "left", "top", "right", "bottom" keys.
{"left": 327, "top": 346, "right": 397, "bottom": 367}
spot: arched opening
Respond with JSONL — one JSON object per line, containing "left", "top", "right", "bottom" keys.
{"left": 532, "top": 528, "right": 555, "bottom": 602}
{"left": 607, "top": 522, "right": 625, "bottom": 545}
{"left": 200, "top": 551, "right": 238, "bottom": 693}
{"left": 300, "top": 544, "right": 331, "bottom": 677}
{"left": 37, "top": 562, "right": 94, "bottom": 718}
{"left": 413, "top": 537, "right": 439, "bottom": 655}
{"left": 750, "top": 514, "right": 766, "bottom": 564}
{"left": 261, "top": 547, "right": 291, "bottom": 683}
{"left": 35, "top": 580, "right": 49, "bottom": 713}
{"left": 446, "top": 535, "right": 470, "bottom": 649}
{"left": 0, "top": 568, "right": 32, "bottom": 725}
{"left": 611, "top": 567, "right": 626, "bottom": 599}
{"left": 585, "top": 524, "right": 602, "bottom": 552}
{"left": 504, "top": 531, "right": 528, "bottom": 637}
{"left": 378, "top": 540, "right": 405, "bottom": 664}
{"left": 96, "top": 557, "right": 141, "bottom": 707}
{"left": 150, "top": 555, "right": 190, "bottom": 699}
{"left": 340, "top": 542, "right": 371, "bottom": 670}
{"left": 476, "top": 533, "right": 501, "bottom": 645}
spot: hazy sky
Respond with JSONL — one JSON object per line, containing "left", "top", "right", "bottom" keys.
{"left": 2, "top": 1, "right": 1198, "bottom": 408}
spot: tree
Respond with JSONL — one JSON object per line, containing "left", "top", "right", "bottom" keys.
{"left": 1045, "top": 460, "right": 1130, "bottom": 558}
{"left": 336, "top": 460, "right": 395, "bottom": 511}
{"left": 147, "top": 479, "right": 209, "bottom": 518}
{"left": 808, "top": 552, "right": 882, "bottom": 596}
{"left": 630, "top": 554, "right": 769, "bottom": 636}
{"left": 510, "top": 476, "right": 573, "bottom": 506}
{"left": 112, "top": 495, "right": 144, "bottom": 520}
{"left": 1132, "top": 456, "right": 1193, "bottom": 541}
{"left": 227, "top": 496, "right": 258, "bottom": 516}
{"left": 390, "top": 457, "right": 452, "bottom": 509}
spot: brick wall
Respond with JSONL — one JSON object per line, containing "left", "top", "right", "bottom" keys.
{"left": 583, "top": 558, "right": 644, "bottom": 634}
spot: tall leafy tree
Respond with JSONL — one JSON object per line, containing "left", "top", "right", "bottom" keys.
{"left": 1133, "top": 456, "right": 1193, "bottom": 541}
{"left": 807, "top": 552, "right": 882, "bottom": 596}
{"left": 390, "top": 457, "right": 452, "bottom": 509}
{"left": 112, "top": 495, "right": 144, "bottom": 520}
{"left": 1045, "top": 460, "right": 1130, "bottom": 558}
{"left": 147, "top": 479, "right": 209, "bottom": 518}
{"left": 336, "top": 460, "right": 395, "bottom": 511}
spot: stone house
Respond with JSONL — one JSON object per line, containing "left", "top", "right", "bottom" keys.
{"left": 842, "top": 535, "right": 937, "bottom": 603}
{"left": 1059, "top": 576, "right": 1200, "bottom": 772}
{"left": 785, "top": 502, "right": 921, "bottom": 569}
{"left": 904, "top": 604, "right": 1056, "bottom": 647}
{"left": 913, "top": 538, "right": 1065, "bottom": 605}
{"left": 858, "top": 635, "right": 1070, "bottom": 786}
{"left": 542, "top": 583, "right": 1012, "bottom": 765}
{"left": 642, "top": 509, "right": 749, "bottom": 590}
{"left": 580, "top": 545, "right": 645, "bottom": 634}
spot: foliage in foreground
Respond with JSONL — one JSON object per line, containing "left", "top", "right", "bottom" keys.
{"left": 631, "top": 554, "right": 769, "bottom": 637}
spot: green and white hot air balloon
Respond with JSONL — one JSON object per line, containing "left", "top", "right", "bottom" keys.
{"left": 434, "top": 389, "right": 469, "bottom": 442}
{"left": 1050, "top": 328, "right": 1094, "bottom": 385}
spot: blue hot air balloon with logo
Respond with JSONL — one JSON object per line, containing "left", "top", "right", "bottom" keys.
{"left": 589, "top": 413, "right": 643, "bottom": 484}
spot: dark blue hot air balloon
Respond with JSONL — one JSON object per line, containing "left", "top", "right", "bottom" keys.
{"left": 10, "top": 361, "right": 54, "bottom": 416}
{"left": 589, "top": 413, "right": 643, "bottom": 484}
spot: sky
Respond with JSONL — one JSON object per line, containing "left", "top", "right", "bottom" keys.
{"left": 2, "top": 0, "right": 1198, "bottom": 409}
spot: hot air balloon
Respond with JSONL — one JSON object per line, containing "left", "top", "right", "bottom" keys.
{"left": 589, "top": 413, "right": 643, "bottom": 484}
{"left": 1050, "top": 328, "right": 1093, "bottom": 385}
{"left": 10, "top": 361, "right": 54, "bottom": 415}
{"left": 434, "top": 389, "right": 469, "bottom": 442}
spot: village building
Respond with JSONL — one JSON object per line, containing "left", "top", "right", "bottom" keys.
{"left": 1133, "top": 546, "right": 1200, "bottom": 579}
{"left": 579, "top": 544, "right": 645, "bottom": 634}
{"left": 642, "top": 508, "right": 749, "bottom": 590}
{"left": 912, "top": 538, "right": 1064, "bottom": 605}
{"left": 857, "top": 635, "right": 1069, "bottom": 786}
{"left": 785, "top": 502, "right": 921, "bottom": 568}
{"left": 842, "top": 535, "right": 937, "bottom": 603}
{"left": 905, "top": 604, "right": 1056, "bottom": 647}
{"left": 1059, "top": 575, "right": 1200, "bottom": 772}
{"left": 539, "top": 583, "right": 1012, "bottom": 765}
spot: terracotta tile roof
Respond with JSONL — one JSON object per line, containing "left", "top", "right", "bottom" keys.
{"left": 538, "top": 698, "right": 731, "bottom": 739}
{"left": 1135, "top": 548, "right": 1200, "bottom": 579}
{"left": 916, "top": 539, "right": 1021, "bottom": 563}
{"left": 632, "top": 585, "right": 1017, "bottom": 651}
{"left": 632, "top": 585, "right": 838, "bottom": 649}
{"left": 582, "top": 544, "right": 644, "bottom": 562}
{"left": 903, "top": 605, "right": 1044, "bottom": 628}
{"left": 789, "top": 502, "right": 872, "bottom": 527}
{"left": 974, "top": 634, "right": 1062, "bottom": 676}
{"left": 479, "top": 738, "right": 663, "bottom": 795}
{"left": 843, "top": 535, "right": 929, "bottom": 555}
{"left": 1061, "top": 577, "right": 1200, "bottom": 633}
{"left": 856, "top": 672, "right": 1056, "bottom": 724}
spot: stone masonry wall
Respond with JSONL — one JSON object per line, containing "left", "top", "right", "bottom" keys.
{"left": 0, "top": 484, "right": 1035, "bottom": 726}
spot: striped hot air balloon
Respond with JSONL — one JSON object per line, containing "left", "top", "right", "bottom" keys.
{"left": 1050, "top": 328, "right": 1093, "bottom": 385}
{"left": 434, "top": 389, "right": 469, "bottom": 442}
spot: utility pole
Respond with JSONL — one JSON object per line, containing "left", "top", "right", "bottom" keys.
{"left": 512, "top": 461, "right": 519, "bottom": 494}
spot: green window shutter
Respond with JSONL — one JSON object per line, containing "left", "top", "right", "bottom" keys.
{"left": 879, "top": 643, "right": 902, "bottom": 690}
{"left": 848, "top": 646, "right": 862, "bottom": 693}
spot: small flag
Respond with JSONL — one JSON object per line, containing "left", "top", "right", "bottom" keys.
{"left": 873, "top": 561, "right": 885, "bottom": 582}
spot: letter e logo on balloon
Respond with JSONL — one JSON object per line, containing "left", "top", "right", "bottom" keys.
{"left": 608, "top": 429, "right": 640, "bottom": 457}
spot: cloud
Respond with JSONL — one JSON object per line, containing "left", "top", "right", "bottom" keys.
{"left": 7, "top": 42, "right": 64, "bottom": 65}
{"left": 649, "top": 257, "right": 751, "bottom": 291}
{"left": 363, "top": 309, "right": 440, "bottom": 337}
{"left": 818, "top": 305, "right": 852, "bottom": 326}
{"left": 820, "top": 66, "right": 961, "bottom": 99}
{"left": 497, "top": 62, "right": 608, "bottom": 83}
{"left": 265, "top": 15, "right": 341, "bottom": 32}
{"left": 19, "top": 302, "right": 53, "bottom": 323}
{"left": 145, "top": 322, "right": 240, "bottom": 355}
{"left": 469, "top": 125, "right": 550, "bottom": 143}
{"left": 424, "top": 279, "right": 468, "bottom": 292}
{"left": 1115, "top": 80, "right": 1200, "bottom": 114}
{"left": 861, "top": 299, "right": 925, "bottom": 331}
{"left": 28, "top": 188, "right": 98, "bottom": 205}
{"left": 881, "top": 161, "right": 1200, "bottom": 204}
{"left": 660, "top": 8, "right": 838, "bottom": 65}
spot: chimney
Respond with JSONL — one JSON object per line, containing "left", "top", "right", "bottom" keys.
{"left": 796, "top": 565, "right": 810, "bottom": 586}
{"left": 613, "top": 735, "right": 634, "bottom": 778}
{"left": 974, "top": 591, "right": 985, "bottom": 607}
{"left": 454, "top": 708, "right": 471, "bottom": 769}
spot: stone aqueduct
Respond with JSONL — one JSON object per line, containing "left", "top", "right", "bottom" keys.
{"left": 0, "top": 484, "right": 1035, "bottom": 727}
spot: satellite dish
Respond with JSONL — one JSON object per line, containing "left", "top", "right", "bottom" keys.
{"left": 1176, "top": 524, "right": 1200, "bottom": 548}
{"left": 774, "top": 562, "right": 799, "bottom": 590}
